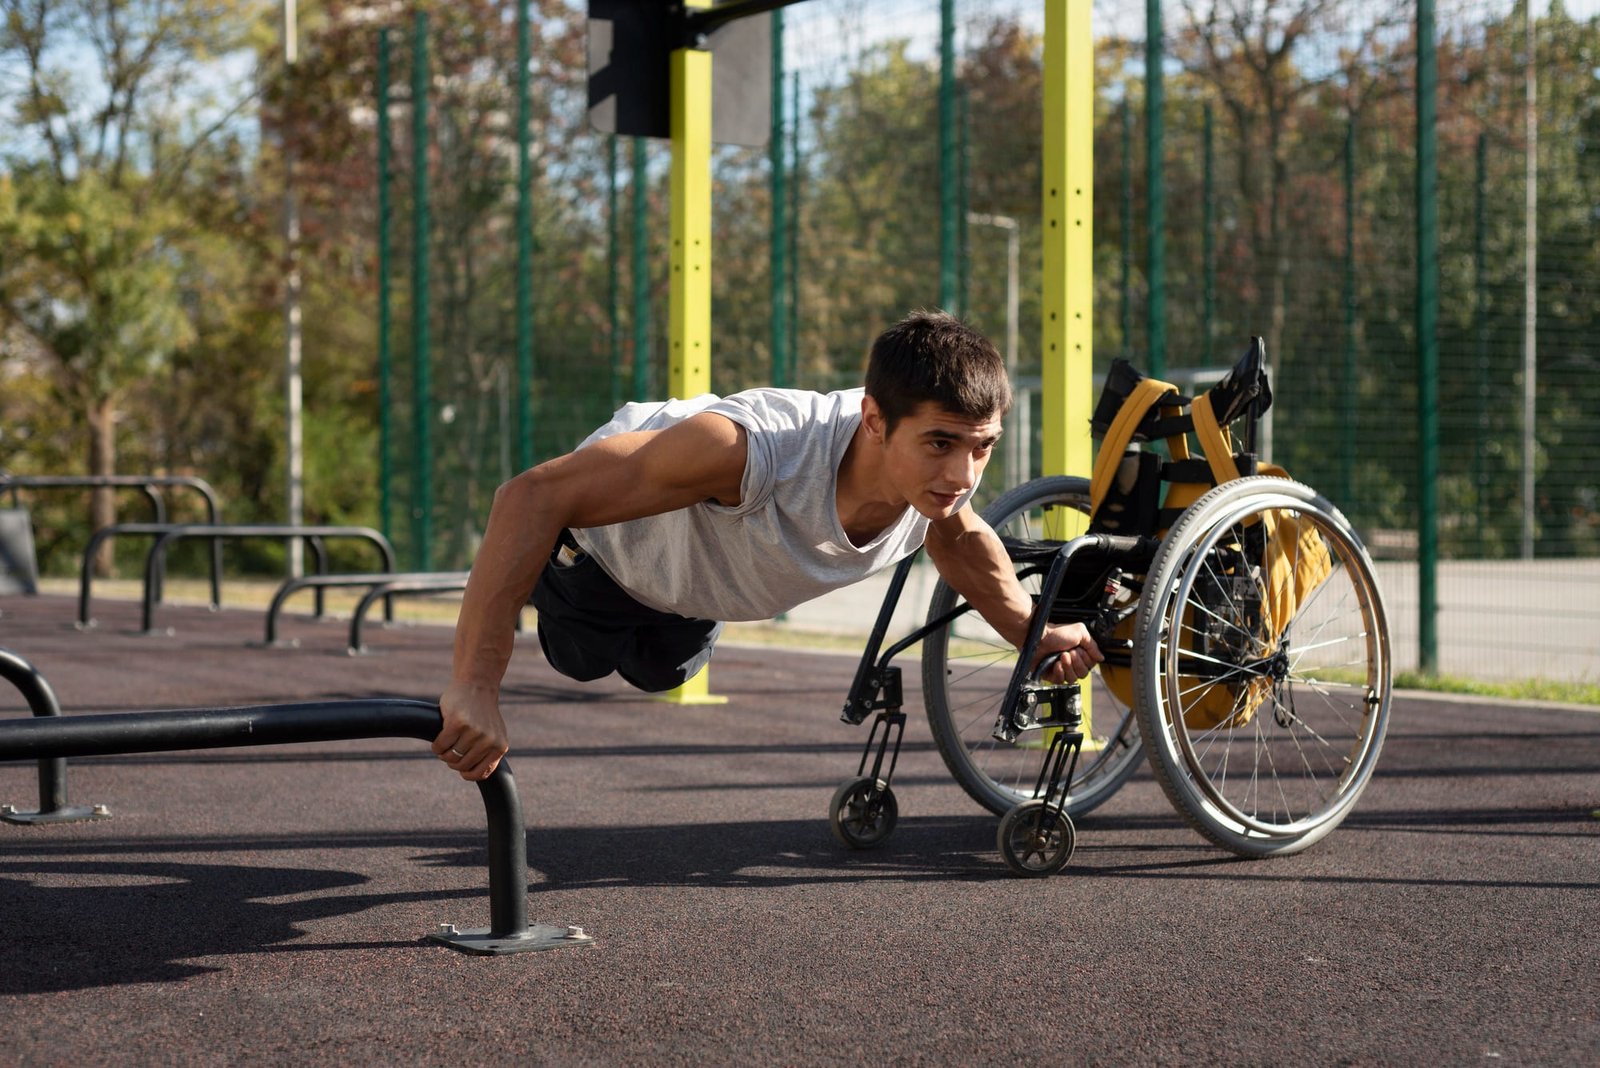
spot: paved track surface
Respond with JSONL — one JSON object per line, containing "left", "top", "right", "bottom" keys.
{"left": 2, "top": 594, "right": 1596, "bottom": 1066}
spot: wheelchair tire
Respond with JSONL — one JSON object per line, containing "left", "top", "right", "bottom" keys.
{"left": 1132, "top": 476, "right": 1392, "bottom": 857}
{"left": 997, "top": 799, "right": 1076, "bottom": 877}
{"left": 922, "top": 475, "right": 1144, "bottom": 817}
{"left": 829, "top": 776, "right": 898, "bottom": 849}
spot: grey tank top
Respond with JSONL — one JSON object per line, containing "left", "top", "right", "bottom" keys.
{"left": 570, "top": 387, "right": 956, "bottom": 622}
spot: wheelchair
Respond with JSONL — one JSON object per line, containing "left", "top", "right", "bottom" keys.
{"left": 829, "top": 339, "right": 1393, "bottom": 877}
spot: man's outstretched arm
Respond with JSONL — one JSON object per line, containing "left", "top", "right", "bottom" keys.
{"left": 921, "top": 505, "right": 1103, "bottom": 684}
{"left": 436, "top": 413, "right": 747, "bottom": 780}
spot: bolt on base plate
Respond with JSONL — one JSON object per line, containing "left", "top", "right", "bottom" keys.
{"left": 427, "top": 922, "right": 594, "bottom": 956}
{"left": 1, "top": 803, "right": 113, "bottom": 826}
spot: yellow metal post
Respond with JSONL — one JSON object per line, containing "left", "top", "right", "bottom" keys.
{"left": 1041, "top": 1, "right": 1095, "bottom": 728}
{"left": 660, "top": 29, "right": 726, "bottom": 705}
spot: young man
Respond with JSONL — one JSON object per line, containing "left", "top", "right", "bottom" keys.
{"left": 435, "top": 310, "right": 1102, "bottom": 780}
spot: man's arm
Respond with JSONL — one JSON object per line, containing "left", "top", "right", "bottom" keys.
{"left": 436, "top": 413, "right": 748, "bottom": 780}
{"left": 921, "top": 505, "right": 1102, "bottom": 684}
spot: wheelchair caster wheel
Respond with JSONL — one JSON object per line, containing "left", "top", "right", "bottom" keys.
{"left": 997, "top": 799, "right": 1075, "bottom": 877}
{"left": 829, "top": 776, "right": 898, "bottom": 849}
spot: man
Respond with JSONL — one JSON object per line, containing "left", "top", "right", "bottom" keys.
{"left": 436, "top": 310, "right": 1102, "bottom": 780}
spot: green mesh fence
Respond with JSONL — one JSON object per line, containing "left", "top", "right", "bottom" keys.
{"left": 367, "top": 0, "right": 1596, "bottom": 681}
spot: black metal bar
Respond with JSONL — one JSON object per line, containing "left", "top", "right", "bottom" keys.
{"left": 0, "top": 475, "right": 222, "bottom": 520}
{"left": 856, "top": 711, "right": 907, "bottom": 788}
{"left": 1, "top": 476, "right": 225, "bottom": 604}
{"left": 349, "top": 577, "right": 470, "bottom": 654}
{"left": 137, "top": 526, "right": 398, "bottom": 634}
{"left": 265, "top": 571, "right": 466, "bottom": 645}
{"left": 79, "top": 523, "right": 172, "bottom": 627}
{"left": 0, "top": 647, "right": 107, "bottom": 823}
{"left": 308, "top": 536, "right": 328, "bottom": 618}
{"left": 874, "top": 600, "right": 972, "bottom": 672}
{"left": 683, "top": 0, "right": 809, "bottom": 40}
{"left": 0, "top": 699, "right": 536, "bottom": 944}
{"left": 840, "top": 553, "right": 918, "bottom": 724}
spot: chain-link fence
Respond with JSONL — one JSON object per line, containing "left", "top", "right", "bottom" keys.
{"left": 22, "top": 0, "right": 1580, "bottom": 681}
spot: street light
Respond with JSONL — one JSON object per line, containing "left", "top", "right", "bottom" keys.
{"left": 967, "top": 211, "right": 1025, "bottom": 486}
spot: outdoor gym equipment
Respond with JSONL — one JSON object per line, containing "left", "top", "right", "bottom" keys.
{"left": 264, "top": 570, "right": 469, "bottom": 647}
{"left": 831, "top": 340, "right": 1393, "bottom": 876}
{"left": 0, "top": 684, "right": 591, "bottom": 955}
{"left": 1, "top": 473, "right": 226, "bottom": 599}
{"left": 77, "top": 523, "right": 396, "bottom": 633}
{"left": 346, "top": 574, "right": 476, "bottom": 655}
{"left": 0, "top": 647, "right": 109, "bottom": 825}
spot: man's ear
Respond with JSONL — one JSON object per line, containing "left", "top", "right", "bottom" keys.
{"left": 861, "top": 394, "right": 888, "bottom": 443}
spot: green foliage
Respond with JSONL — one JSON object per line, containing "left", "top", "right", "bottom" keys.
{"left": 3, "top": 0, "right": 1597, "bottom": 594}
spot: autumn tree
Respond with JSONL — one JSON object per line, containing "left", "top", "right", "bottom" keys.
{"left": 0, "top": 0, "right": 265, "bottom": 571}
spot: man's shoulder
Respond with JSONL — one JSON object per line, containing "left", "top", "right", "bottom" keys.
{"left": 710, "top": 386, "right": 863, "bottom": 433}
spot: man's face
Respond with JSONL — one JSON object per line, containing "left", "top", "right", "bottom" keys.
{"left": 866, "top": 399, "right": 1004, "bottom": 520}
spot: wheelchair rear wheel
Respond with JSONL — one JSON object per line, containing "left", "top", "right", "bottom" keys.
{"left": 923, "top": 475, "right": 1145, "bottom": 817}
{"left": 1132, "top": 477, "right": 1392, "bottom": 856}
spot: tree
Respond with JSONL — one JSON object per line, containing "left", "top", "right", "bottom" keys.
{"left": 0, "top": 0, "right": 263, "bottom": 571}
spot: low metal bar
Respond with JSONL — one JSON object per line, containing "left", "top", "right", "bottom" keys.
{"left": 348, "top": 577, "right": 471, "bottom": 654}
{"left": 1, "top": 477, "right": 225, "bottom": 604}
{"left": 265, "top": 571, "right": 467, "bottom": 645}
{"left": 0, "top": 699, "right": 588, "bottom": 954}
{"left": 79, "top": 523, "right": 174, "bottom": 627}
{"left": 138, "top": 526, "right": 397, "bottom": 635}
{"left": 0, "top": 648, "right": 108, "bottom": 824}
{"left": 308, "top": 535, "right": 329, "bottom": 618}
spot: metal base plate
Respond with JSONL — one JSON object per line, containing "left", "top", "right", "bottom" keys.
{"left": 426, "top": 923, "right": 595, "bottom": 956}
{"left": 1, "top": 804, "right": 112, "bottom": 826}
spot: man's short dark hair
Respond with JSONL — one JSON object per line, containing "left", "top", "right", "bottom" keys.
{"left": 865, "top": 309, "right": 1012, "bottom": 435}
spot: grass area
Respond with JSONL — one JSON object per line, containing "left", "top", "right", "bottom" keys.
{"left": 1392, "top": 670, "right": 1600, "bottom": 707}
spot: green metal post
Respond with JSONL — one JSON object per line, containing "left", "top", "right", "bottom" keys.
{"left": 1416, "top": 0, "right": 1439, "bottom": 673}
{"left": 514, "top": 0, "right": 534, "bottom": 472}
{"left": 1120, "top": 98, "right": 1132, "bottom": 361}
{"left": 789, "top": 72, "right": 801, "bottom": 380}
{"left": 939, "top": 0, "right": 956, "bottom": 311}
{"left": 410, "top": 10, "right": 432, "bottom": 571}
{"left": 376, "top": 30, "right": 393, "bottom": 544}
{"left": 1341, "top": 115, "right": 1357, "bottom": 508}
{"left": 958, "top": 84, "right": 970, "bottom": 319}
{"left": 1473, "top": 132, "right": 1488, "bottom": 544}
{"left": 1145, "top": 0, "right": 1166, "bottom": 378}
{"left": 1203, "top": 103, "right": 1215, "bottom": 367}
{"left": 609, "top": 135, "right": 622, "bottom": 410}
{"left": 631, "top": 137, "right": 650, "bottom": 402}
{"left": 769, "top": 10, "right": 788, "bottom": 388}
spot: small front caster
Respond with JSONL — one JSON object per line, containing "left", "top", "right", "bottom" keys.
{"left": 828, "top": 776, "right": 898, "bottom": 849}
{"left": 997, "top": 799, "right": 1075, "bottom": 877}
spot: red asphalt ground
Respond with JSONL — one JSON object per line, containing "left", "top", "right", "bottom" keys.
{"left": 1, "top": 592, "right": 1597, "bottom": 1066}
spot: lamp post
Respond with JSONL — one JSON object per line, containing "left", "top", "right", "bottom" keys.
{"left": 283, "top": 0, "right": 303, "bottom": 575}
{"left": 967, "top": 212, "right": 1024, "bottom": 485}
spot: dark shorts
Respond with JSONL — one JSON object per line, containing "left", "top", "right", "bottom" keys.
{"left": 530, "top": 532, "right": 722, "bottom": 693}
